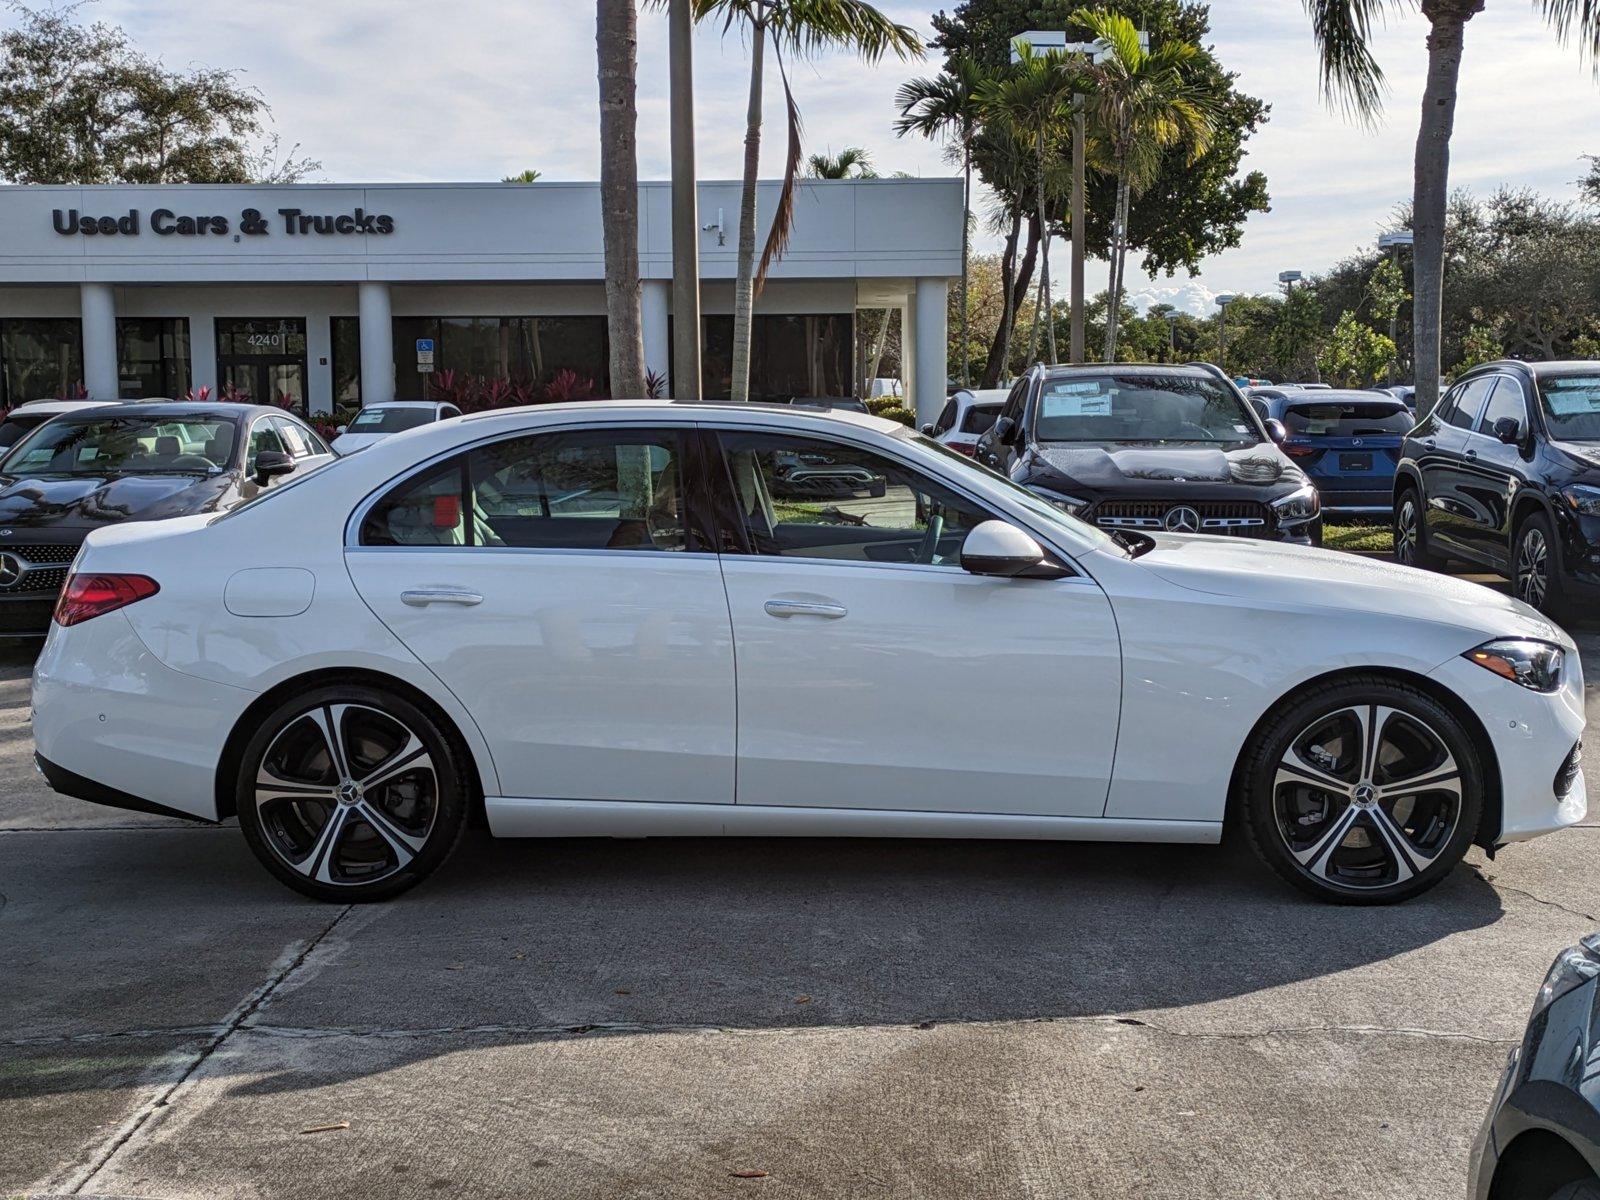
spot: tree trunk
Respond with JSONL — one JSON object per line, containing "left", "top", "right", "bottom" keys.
{"left": 958, "top": 137, "right": 972, "bottom": 386}
{"left": 1035, "top": 131, "right": 1057, "bottom": 364}
{"left": 981, "top": 208, "right": 1023, "bottom": 388}
{"left": 866, "top": 309, "right": 892, "bottom": 388}
{"left": 1103, "top": 175, "right": 1130, "bottom": 362}
{"left": 729, "top": 21, "right": 767, "bottom": 402}
{"left": 983, "top": 210, "right": 1039, "bottom": 387}
{"left": 1412, "top": 1, "right": 1481, "bottom": 415}
{"left": 596, "top": 0, "right": 646, "bottom": 398}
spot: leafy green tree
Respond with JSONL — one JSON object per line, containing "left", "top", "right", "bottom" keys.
{"left": 1273, "top": 285, "right": 1324, "bottom": 381}
{"left": 0, "top": 4, "right": 317, "bottom": 184}
{"left": 804, "top": 146, "right": 878, "bottom": 177}
{"left": 1304, "top": 0, "right": 1600, "bottom": 417}
{"left": 1456, "top": 324, "right": 1504, "bottom": 372}
{"left": 1319, "top": 310, "right": 1396, "bottom": 387}
{"left": 692, "top": 0, "right": 921, "bottom": 402}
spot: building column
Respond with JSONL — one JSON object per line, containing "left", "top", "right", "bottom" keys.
{"left": 357, "top": 282, "right": 394, "bottom": 405}
{"left": 80, "top": 283, "right": 118, "bottom": 400}
{"left": 900, "top": 298, "right": 917, "bottom": 411}
{"left": 641, "top": 279, "right": 670, "bottom": 396}
{"left": 187, "top": 314, "right": 216, "bottom": 398}
{"left": 912, "top": 277, "right": 949, "bottom": 428}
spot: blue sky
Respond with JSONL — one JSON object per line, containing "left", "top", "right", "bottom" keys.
{"left": 41, "top": 0, "right": 1600, "bottom": 312}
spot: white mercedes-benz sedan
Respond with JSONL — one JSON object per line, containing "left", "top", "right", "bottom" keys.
{"left": 31, "top": 402, "right": 1586, "bottom": 904}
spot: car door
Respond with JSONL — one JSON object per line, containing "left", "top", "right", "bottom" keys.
{"left": 344, "top": 423, "right": 737, "bottom": 804}
{"left": 239, "top": 416, "right": 290, "bottom": 502}
{"left": 707, "top": 424, "right": 1122, "bottom": 818}
{"left": 1457, "top": 375, "right": 1533, "bottom": 569}
{"left": 1420, "top": 377, "right": 1494, "bottom": 558}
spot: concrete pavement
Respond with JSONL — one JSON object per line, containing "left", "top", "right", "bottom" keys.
{"left": 1, "top": 620, "right": 1597, "bottom": 1199}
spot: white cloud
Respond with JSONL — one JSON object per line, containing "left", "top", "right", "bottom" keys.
{"left": 1126, "top": 281, "right": 1218, "bottom": 317}
{"left": 14, "top": 0, "right": 1599, "bottom": 298}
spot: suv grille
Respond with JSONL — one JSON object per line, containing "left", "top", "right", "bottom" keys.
{"left": 5, "top": 543, "right": 79, "bottom": 565}
{"left": 0, "top": 544, "right": 79, "bottom": 596}
{"left": 1088, "top": 500, "right": 1270, "bottom": 537}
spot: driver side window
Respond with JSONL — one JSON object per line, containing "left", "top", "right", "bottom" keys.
{"left": 714, "top": 431, "right": 993, "bottom": 568}
{"left": 246, "top": 419, "right": 286, "bottom": 475}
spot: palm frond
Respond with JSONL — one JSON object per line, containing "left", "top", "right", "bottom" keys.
{"left": 767, "top": 0, "right": 922, "bottom": 62}
{"left": 755, "top": 42, "right": 803, "bottom": 294}
{"left": 1540, "top": 0, "right": 1600, "bottom": 68}
{"left": 1302, "top": 0, "right": 1393, "bottom": 122}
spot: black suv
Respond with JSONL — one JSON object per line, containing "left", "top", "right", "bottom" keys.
{"left": 1394, "top": 359, "right": 1600, "bottom": 615}
{"left": 973, "top": 362, "right": 1321, "bottom": 544}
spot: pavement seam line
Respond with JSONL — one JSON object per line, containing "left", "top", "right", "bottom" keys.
{"left": 57, "top": 903, "right": 355, "bottom": 1196}
{"left": 1473, "top": 869, "right": 1599, "bottom": 923}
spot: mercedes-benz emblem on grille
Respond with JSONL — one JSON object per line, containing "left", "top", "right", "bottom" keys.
{"left": 0, "top": 552, "right": 24, "bottom": 588}
{"left": 1164, "top": 506, "right": 1202, "bottom": 533}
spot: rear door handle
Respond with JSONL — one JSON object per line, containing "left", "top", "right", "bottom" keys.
{"left": 764, "top": 599, "right": 847, "bottom": 619}
{"left": 1465, "top": 448, "right": 1478, "bottom": 460}
{"left": 401, "top": 588, "right": 484, "bottom": 607}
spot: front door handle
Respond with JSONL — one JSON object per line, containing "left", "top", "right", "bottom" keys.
{"left": 1422, "top": 439, "right": 1436, "bottom": 451}
{"left": 401, "top": 588, "right": 484, "bottom": 607}
{"left": 764, "top": 599, "right": 847, "bottom": 619}
{"left": 1465, "top": 448, "right": 1478, "bottom": 460}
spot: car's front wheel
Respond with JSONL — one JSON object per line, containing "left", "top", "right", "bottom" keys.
{"left": 1240, "top": 678, "right": 1482, "bottom": 904}
{"left": 1393, "top": 487, "right": 1439, "bottom": 570}
{"left": 1513, "top": 510, "right": 1568, "bottom": 618}
{"left": 237, "top": 683, "right": 469, "bottom": 902}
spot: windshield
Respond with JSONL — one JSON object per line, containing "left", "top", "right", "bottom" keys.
{"left": 1283, "top": 401, "right": 1413, "bottom": 437}
{"left": 1034, "top": 373, "right": 1260, "bottom": 444}
{"left": 899, "top": 429, "right": 1124, "bottom": 557}
{"left": 0, "top": 412, "right": 48, "bottom": 448}
{"left": 1539, "top": 374, "right": 1600, "bottom": 441}
{"left": 0, "top": 416, "right": 238, "bottom": 476}
{"left": 349, "top": 407, "right": 435, "bottom": 434}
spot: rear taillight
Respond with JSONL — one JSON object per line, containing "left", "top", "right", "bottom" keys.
{"left": 53, "top": 573, "right": 160, "bottom": 627}
{"left": 953, "top": 443, "right": 977, "bottom": 456}
{"left": 1284, "top": 443, "right": 1318, "bottom": 458}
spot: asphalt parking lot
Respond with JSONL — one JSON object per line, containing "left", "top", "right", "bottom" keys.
{"left": 2, "top": 582, "right": 1597, "bottom": 1199}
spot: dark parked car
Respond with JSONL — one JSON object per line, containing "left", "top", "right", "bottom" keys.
{"left": 1393, "top": 360, "right": 1600, "bottom": 615}
{"left": 0, "top": 402, "right": 333, "bottom": 635}
{"left": 1469, "top": 931, "right": 1600, "bottom": 1200}
{"left": 1253, "top": 388, "right": 1413, "bottom": 517}
{"left": 973, "top": 362, "right": 1321, "bottom": 544}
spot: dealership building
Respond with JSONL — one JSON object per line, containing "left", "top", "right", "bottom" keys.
{"left": 0, "top": 179, "right": 959, "bottom": 422}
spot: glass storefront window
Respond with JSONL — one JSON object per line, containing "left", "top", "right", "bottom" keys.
{"left": 697, "top": 314, "right": 854, "bottom": 402}
{"left": 116, "top": 318, "right": 190, "bottom": 399}
{"left": 393, "top": 316, "right": 610, "bottom": 397}
{"left": 331, "top": 316, "right": 362, "bottom": 407}
{"left": 215, "top": 318, "right": 309, "bottom": 413}
{"left": 0, "top": 318, "right": 85, "bottom": 407}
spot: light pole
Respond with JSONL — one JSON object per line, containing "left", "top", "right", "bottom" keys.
{"left": 1377, "top": 230, "right": 1414, "bottom": 385}
{"left": 1215, "top": 293, "right": 1237, "bottom": 374}
{"left": 668, "top": 0, "right": 702, "bottom": 399}
{"left": 1277, "top": 269, "right": 1302, "bottom": 291}
{"left": 1013, "top": 30, "right": 1146, "bottom": 364}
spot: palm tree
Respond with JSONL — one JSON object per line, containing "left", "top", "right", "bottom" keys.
{"left": 805, "top": 146, "right": 878, "bottom": 177}
{"left": 895, "top": 56, "right": 989, "bottom": 386}
{"left": 1306, "top": 0, "right": 1600, "bottom": 415}
{"left": 501, "top": 168, "right": 542, "bottom": 183}
{"left": 695, "top": 0, "right": 921, "bottom": 402}
{"left": 596, "top": 0, "right": 645, "bottom": 398}
{"left": 1072, "top": 9, "right": 1214, "bottom": 362}
{"left": 979, "top": 45, "right": 1082, "bottom": 366}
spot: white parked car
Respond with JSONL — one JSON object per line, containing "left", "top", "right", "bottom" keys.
{"left": 331, "top": 400, "right": 461, "bottom": 456}
{"left": 32, "top": 402, "right": 1586, "bottom": 904}
{"left": 924, "top": 388, "right": 1007, "bottom": 456}
{"left": 0, "top": 399, "right": 122, "bottom": 452}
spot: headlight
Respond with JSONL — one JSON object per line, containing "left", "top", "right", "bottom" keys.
{"left": 1562, "top": 484, "right": 1600, "bottom": 515}
{"left": 1465, "top": 638, "right": 1565, "bottom": 692}
{"left": 1028, "top": 486, "right": 1089, "bottom": 516}
{"left": 1531, "top": 933, "right": 1600, "bottom": 1021}
{"left": 1270, "top": 483, "right": 1320, "bottom": 523}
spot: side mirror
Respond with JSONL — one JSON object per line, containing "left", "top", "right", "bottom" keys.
{"left": 993, "top": 415, "right": 1017, "bottom": 445}
{"left": 336, "top": 425, "right": 347, "bottom": 435}
{"left": 919, "top": 423, "right": 935, "bottom": 436}
{"left": 961, "top": 520, "right": 1067, "bottom": 579}
{"left": 253, "top": 449, "right": 295, "bottom": 486}
{"left": 1265, "top": 418, "right": 1288, "bottom": 444}
{"left": 1492, "top": 416, "right": 1523, "bottom": 446}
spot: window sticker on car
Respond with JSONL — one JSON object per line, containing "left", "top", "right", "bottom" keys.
{"left": 1040, "top": 385, "right": 1111, "bottom": 417}
{"left": 1546, "top": 386, "right": 1600, "bottom": 415}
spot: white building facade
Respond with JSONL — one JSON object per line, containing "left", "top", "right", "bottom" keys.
{"left": 0, "top": 179, "right": 958, "bottom": 423}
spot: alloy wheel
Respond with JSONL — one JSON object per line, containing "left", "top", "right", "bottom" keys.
{"left": 255, "top": 703, "right": 439, "bottom": 887}
{"left": 1272, "top": 704, "right": 1462, "bottom": 892}
{"left": 1516, "top": 526, "right": 1549, "bottom": 608}
{"left": 1394, "top": 497, "right": 1418, "bottom": 564}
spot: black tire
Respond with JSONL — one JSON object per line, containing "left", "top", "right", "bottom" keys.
{"left": 1512, "top": 509, "right": 1569, "bottom": 618}
{"left": 237, "top": 683, "right": 469, "bottom": 902}
{"left": 1393, "top": 486, "right": 1441, "bottom": 570}
{"left": 1239, "top": 676, "right": 1483, "bottom": 905}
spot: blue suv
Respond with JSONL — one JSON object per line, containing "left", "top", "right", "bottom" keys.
{"left": 1248, "top": 388, "right": 1413, "bottom": 517}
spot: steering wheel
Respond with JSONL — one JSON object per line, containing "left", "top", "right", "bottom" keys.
{"left": 915, "top": 507, "right": 946, "bottom": 565}
{"left": 1174, "top": 422, "right": 1216, "bottom": 440}
{"left": 170, "top": 454, "right": 216, "bottom": 471}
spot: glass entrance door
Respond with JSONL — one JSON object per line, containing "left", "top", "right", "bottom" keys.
{"left": 215, "top": 318, "right": 308, "bottom": 413}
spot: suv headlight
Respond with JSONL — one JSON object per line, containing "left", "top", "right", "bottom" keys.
{"left": 1270, "top": 483, "right": 1320, "bottom": 523}
{"left": 1028, "top": 486, "right": 1089, "bottom": 516}
{"left": 1531, "top": 933, "right": 1600, "bottom": 1021}
{"left": 1562, "top": 484, "right": 1600, "bottom": 515}
{"left": 1465, "top": 638, "right": 1565, "bottom": 692}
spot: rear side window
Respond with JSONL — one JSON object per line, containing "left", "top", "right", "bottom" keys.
{"left": 274, "top": 418, "right": 312, "bottom": 458}
{"left": 931, "top": 399, "right": 959, "bottom": 436}
{"left": 960, "top": 404, "right": 1000, "bottom": 435}
{"left": 360, "top": 428, "right": 695, "bottom": 552}
{"left": 1283, "top": 402, "right": 1412, "bottom": 436}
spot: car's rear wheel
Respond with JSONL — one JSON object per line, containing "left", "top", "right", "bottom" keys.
{"left": 1240, "top": 678, "right": 1482, "bottom": 905}
{"left": 1393, "top": 487, "right": 1439, "bottom": 569}
{"left": 1513, "top": 510, "right": 1568, "bottom": 618}
{"left": 237, "top": 684, "right": 468, "bottom": 902}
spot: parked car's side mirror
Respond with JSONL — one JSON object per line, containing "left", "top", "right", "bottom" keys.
{"left": 961, "top": 520, "right": 1068, "bottom": 579}
{"left": 992, "top": 415, "right": 1017, "bottom": 445}
{"left": 253, "top": 449, "right": 296, "bottom": 487}
{"left": 1492, "top": 416, "right": 1524, "bottom": 446}
{"left": 1265, "top": 418, "right": 1288, "bottom": 444}
{"left": 336, "top": 425, "right": 347, "bottom": 435}
{"left": 919, "top": 422, "right": 935, "bottom": 436}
